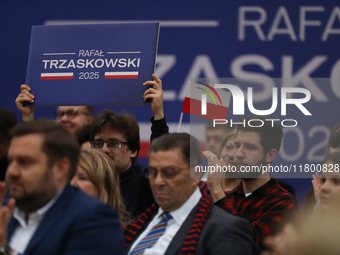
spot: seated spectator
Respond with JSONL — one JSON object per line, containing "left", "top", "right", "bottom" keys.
{"left": 303, "top": 122, "right": 340, "bottom": 215}
{"left": 205, "top": 120, "right": 233, "bottom": 155}
{"left": 263, "top": 152, "right": 340, "bottom": 255}
{"left": 314, "top": 151, "right": 340, "bottom": 215}
{"left": 326, "top": 123, "right": 340, "bottom": 157}
{"left": 0, "top": 108, "right": 17, "bottom": 180}
{"left": 205, "top": 130, "right": 241, "bottom": 200}
{"left": 2, "top": 119, "right": 123, "bottom": 255}
{"left": 204, "top": 115, "right": 298, "bottom": 248}
{"left": 71, "top": 148, "right": 130, "bottom": 224}
{"left": 124, "top": 133, "right": 255, "bottom": 255}
{"left": 90, "top": 74, "right": 169, "bottom": 218}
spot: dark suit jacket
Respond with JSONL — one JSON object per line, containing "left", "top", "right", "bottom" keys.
{"left": 125, "top": 204, "right": 255, "bottom": 255}
{"left": 7, "top": 184, "right": 124, "bottom": 255}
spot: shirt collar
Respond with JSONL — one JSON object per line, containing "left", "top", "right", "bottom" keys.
{"left": 158, "top": 187, "right": 202, "bottom": 226}
{"left": 233, "top": 178, "right": 277, "bottom": 196}
{"left": 13, "top": 189, "right": 63, "bottom": 227}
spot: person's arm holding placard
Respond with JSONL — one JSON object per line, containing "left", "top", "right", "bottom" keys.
{"left": 143, "top": 74, "right": 169, "bottom": 142}
{"left": 15, "top": 84, "right": 36, "bottom": 122}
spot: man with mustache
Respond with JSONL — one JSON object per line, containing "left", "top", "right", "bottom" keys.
{"left": 205, "top": 115, "right": 298, "bottom": 249}
{"left": 124, "top": 133, "right": 254, "bottom": 255}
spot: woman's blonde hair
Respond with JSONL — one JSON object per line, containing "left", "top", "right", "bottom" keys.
{"left": 78, "top": 148, "right": 130, "bottom": 224}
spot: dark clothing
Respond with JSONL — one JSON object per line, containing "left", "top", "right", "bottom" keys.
{"left": 215, "top": 178, "right": 298, "bottom": 247}
{"left": 150, "top": 117, "right": 169, "bottom": 141}
{"left": 0, "top": 156, "right": 8, "bottom": 181}
{"left": 277, "top": 179, "right": 296, "bottom": 196}
{"left": 8, "top": 185, "right": 123, "bottom": 255}
{"left": 124, "top": 195, "right": 255, "bottom": 255}
{"left": 120, "top": 117, "right": 169, "bottom": 219}
{"left": 120, "top": 165, "right": 155, "bottom": 219}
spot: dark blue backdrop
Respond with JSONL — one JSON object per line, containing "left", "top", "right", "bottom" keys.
{"left": 1, "top": 0, "right": 340, "bottom": 208}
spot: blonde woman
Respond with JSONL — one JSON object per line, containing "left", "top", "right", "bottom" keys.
{"left": 205, "top": 130, "right": 241, "bottom": 202}
{"left": 71, "top": 148, "right": 130, "bottom": 225}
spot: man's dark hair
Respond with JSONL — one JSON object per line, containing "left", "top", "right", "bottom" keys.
{"left": 10, "top": 119, "right": 80, "bottom": 180}
{"left": 76, "top": 124, "right": 91, "bottom": 146}
{"left": 0, "top": 108, "right": 17, "bottom": 141}
{"left": 90, "top": 109, "right": 140, "bottom": 165}
{"left": 149, "top": 133, "right": 201, "bottom": 168}
{"left": 237, "top": 115, "right": 284, "bottom": 153}
{"left": 85, "top": 106, "right": 94, "bottom": 116}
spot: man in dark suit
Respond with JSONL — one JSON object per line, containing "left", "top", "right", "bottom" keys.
{"left": 0, "top": 119, "right": 123, "bottom": 255}
{"left": 124, "top": 133, "right": 255, "bottom": 255}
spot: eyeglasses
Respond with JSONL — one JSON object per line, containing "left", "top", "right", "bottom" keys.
{"left": 91, "top": 140, "right": 128, "bottom": 150}
{"left": 145, "top": 167, "right": 182, "bottom": 180}
{"left": 54, "top": 108, "right": 91, "bottom": 119}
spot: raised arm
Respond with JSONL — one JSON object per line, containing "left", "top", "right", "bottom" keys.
{"left": 143, "top": 74, "right": 164, "bottom": 120}
{"left": 143, "top": 74, "right": 169, "bottom": 142}
{"left": 15, "top": 84, "right": 36, "bottom": 122}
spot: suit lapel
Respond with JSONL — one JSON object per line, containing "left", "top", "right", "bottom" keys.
{"left": 164, "top": 204, "right": 198, "bottom": 255}
{"left": 7, "top": 217, "right": 18, "bottom": 242}
{"left": 23, "top": 185, "right": 74, "bottom": 255}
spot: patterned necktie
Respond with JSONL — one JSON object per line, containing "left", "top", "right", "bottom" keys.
{"left": 130, "top": 212, "right": 172, "bottom": 255}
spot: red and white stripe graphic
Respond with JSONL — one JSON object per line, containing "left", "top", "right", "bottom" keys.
{"left": 181, "top": 83, "right": 231, "bottom": 120}
{"left": 41, "top": 72, "right": 73, "bottom": 80}
{"left": 105, "top": 71, "right": 138, "bottom": 79}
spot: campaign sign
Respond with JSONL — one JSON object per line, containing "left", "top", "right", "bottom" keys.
{"left": 25, "top": 23, "right": 160, "bottom": 106}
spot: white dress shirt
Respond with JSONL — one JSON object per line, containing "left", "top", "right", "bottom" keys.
{"left": 128, "top": 187, "right": 202, "bottom": 255}
{"left": 9, "top": 192, "right": 61, "bottom": 255}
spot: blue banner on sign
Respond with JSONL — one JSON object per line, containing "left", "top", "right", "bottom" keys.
{"left": 25, "top": 23, "right": 160, "bottom": 106}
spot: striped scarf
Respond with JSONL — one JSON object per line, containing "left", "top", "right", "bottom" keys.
{"left": 124, "top": 194, "right": 213, "bottom": 255}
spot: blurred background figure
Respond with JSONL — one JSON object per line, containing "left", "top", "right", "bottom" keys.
{"left": 263, "top": 151, "right": 340, "bottom": 255}
{"left": 0, "top": 108, "right": 17, "bottom": 180}
{"left": 71, "top": 148, "right": 130, "bottom": 225}
{"left": 262, "top": 212, "right": 340, "bottom": 255}
{"left": 205, "top": 120, "right": 233, "bottom": 155}
{"left": 326, "top": 123, "right": 340, "bottom": 157}
{"left": 206, "top": 130, "right": 241, "bottom": 200}
{"left": 76, "top": 124, "right": 92, "bottom": 150}
{"left": 303, "top": 123, "right": 340, "bottom": 215}
{"left": 317, "top": 151, "right": 340, "bottom": 214}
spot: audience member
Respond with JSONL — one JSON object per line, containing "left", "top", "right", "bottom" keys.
{"left": 71, "top": 148, "right": 130, "bottom": 224}
{"left": 326, "top": 123, "right": 340, "bottom": 157}
{"left": 2, "top": 119, "right": 123, "bottom": 255}
{"left": 205, "top": 120, "right": 233, "bottom": 155}
{"left": 90, "top": 74, "right": 169, "bottom": 218}
{"left": 263, "top": 152, "right": 340, "bottom": 255}
{"left": 206, "top": 130, "right": 241, "bottom": 201}
{"left": 303, "top": 122, "right": 340, "bottom": 215}
{"left": 75, "top": 124, "right": 92, "bottom": 150}
{"left": 313, "top": 151, "right": 340, "bottom": 215}
{"left": 15, "top": 84, "right": 94, "bottom": 134}
{"left": 0, "top": 108, "right": 17, "bottom": 181}
{"left": 124, "top": 133, "right": 255, "bottom": 255}
{"left": 204, "top": 114, "right": 298, "bottom": 247}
